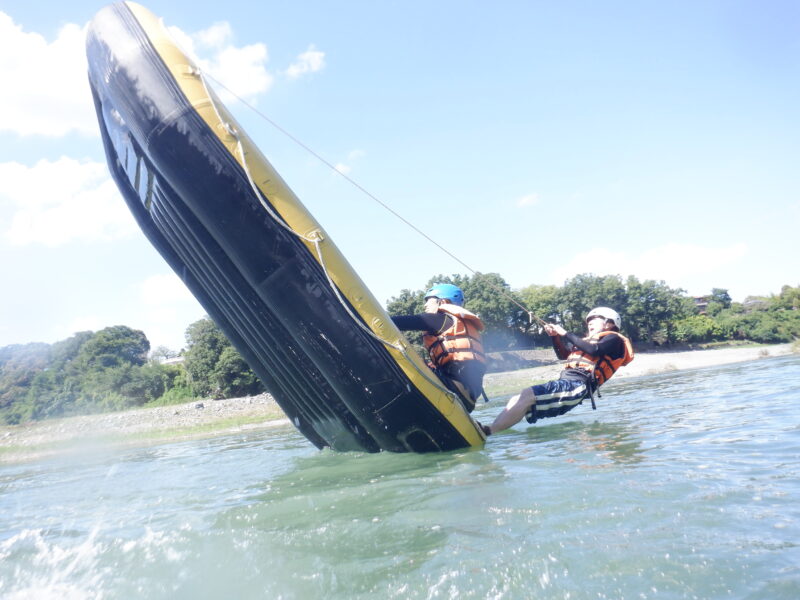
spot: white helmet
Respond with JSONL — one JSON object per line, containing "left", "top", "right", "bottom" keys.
{"left": 586, "top": 307, "right": 621, "bottom": 329}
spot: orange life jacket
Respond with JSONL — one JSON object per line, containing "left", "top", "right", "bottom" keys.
{"left": 422, "top": 304, "right": 486, "bottom": 368}
{"left": 564, "top": 331, "right": 634, "bottom": 386}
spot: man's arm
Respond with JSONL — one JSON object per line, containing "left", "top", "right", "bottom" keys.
{"left": 391, "top": 313, "right": 453, "bottom": 334}
{"left": 563, "top": 332, "right": 624, "bottom": 359}
{"left": 551, "top": 335, "right": 571, "bottom": 359}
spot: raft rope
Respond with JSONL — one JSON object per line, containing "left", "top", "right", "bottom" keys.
{"left": 201, "top": 72, "right": 547, "bottom": 330}
{"left": 192, "top": 67, "right": 461, "bottom": 402}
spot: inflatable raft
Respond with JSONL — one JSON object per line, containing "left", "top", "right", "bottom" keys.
{"left": 86, "top": 2, "right": 486, "bottom": 452}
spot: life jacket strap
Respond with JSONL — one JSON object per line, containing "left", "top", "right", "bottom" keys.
{"left": 585, "top": 372, "right": 599, "bottom": 410}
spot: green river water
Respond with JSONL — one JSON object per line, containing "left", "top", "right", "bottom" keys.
{"left": 2, "top": 355, "right": 798, "bottom": 598}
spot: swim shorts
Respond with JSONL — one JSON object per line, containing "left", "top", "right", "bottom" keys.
{"left": 525, "top": 378, "right": 590, "bottom": 423}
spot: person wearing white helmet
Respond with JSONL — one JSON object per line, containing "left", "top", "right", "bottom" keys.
{"left": 481, "top": 306, "right": 634, "bottom": 435}
{"left": 391, "top": 283, "right": 487, "bottom": 413}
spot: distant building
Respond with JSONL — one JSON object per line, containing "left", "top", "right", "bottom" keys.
{"left": 692, "top": 296, "right": 710, "bottom": 314}
{"left": 160, "top": 356, "right": 185, "bottom": 366}
{"left": 743, "top": 297, "right": 769, "bottom": 311}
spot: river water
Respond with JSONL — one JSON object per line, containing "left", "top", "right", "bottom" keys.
{"left": 2, "top": 355, "right": 799, "bottom": 599}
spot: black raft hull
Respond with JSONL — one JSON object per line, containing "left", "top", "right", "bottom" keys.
{"left": 86, "top": 2, "right": 485, "bottom": 452}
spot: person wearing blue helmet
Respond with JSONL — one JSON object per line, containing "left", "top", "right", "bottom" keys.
{"left": 391, "top": 284, "right": 486, "bottom": 413}
{"left": 424, "top": 283, "right": 464, "bottom": 306}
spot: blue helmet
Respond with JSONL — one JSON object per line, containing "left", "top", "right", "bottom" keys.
{"left": 424, "top": 283, "right": 464, "bottom": 306}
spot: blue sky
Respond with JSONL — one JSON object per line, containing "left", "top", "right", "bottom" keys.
{"left": 1, "top": 1, "right": 798, "bottom": 352}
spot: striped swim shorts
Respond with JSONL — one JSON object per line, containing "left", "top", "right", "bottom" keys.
{"left": 525, "top": 378, "right": 591, "bottom": 423}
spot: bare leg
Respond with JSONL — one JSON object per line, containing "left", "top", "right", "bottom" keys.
{"left": 489, "top": 387, "right": 536, "bottom": 434}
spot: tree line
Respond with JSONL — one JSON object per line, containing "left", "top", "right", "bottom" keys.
{"left": 1, "top": 273, "right": 798, "bottom": 424}
{"left": 388, "top": 273, "right": 800, "bottom": 350}
{"left": 0, "top": 321, "right": 264, "bottom": 425}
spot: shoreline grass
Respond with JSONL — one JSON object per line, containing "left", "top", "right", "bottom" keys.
{"left": 0, "top": 411, "right": 289, "bottom": 464}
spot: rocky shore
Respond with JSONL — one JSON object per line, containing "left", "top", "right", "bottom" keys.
{"left": 0, "top": 393, "right": 287, "bottom": 464}
{"left": 1, "top": 344, "right": 794, "bottom": 463}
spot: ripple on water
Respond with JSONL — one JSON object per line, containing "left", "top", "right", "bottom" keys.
{"left": 1, "top": 355, "right": 799, "bottom": 598}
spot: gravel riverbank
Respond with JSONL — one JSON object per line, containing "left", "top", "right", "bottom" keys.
{"left": 1, "top": 344, "right": 794, "bottom": 463}
{"left": 0, "top": 394, "right": 287, "bottom": 464}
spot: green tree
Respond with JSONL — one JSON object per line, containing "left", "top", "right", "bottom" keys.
{"left": 516, "top": 284, "right": 560, "bottom": 345}
{"left": 77, "top": 326, "right": 150, "bottom": 369}
{"left": 714, "top": 294, "right": 800, "bottom": 343}
{"left": 557, "top": 274, "right": 628, "bottom": 334}
{"left": 214, "top": 346, "right": 263, "bottom": 397}
{"left": 13, "top": 332, "right": 96, "bottom": 421}
{"left": 0, "top": 343, "right": 50, "bottom": 415}
{"left": 673, "top": 314, "right": 722, "bottom": 343}
{"left": 711, "top": 288, "right": 732, "bottom": 308}
{"left": 706, "top": 287, "right": 732, "bottom": 316}
{"left": 82, "top": 362, "right": 172, "bottom": 410}
{"left": 773, "top": 285, "right": 800, "bottom": 310}
{"left": 24, "top": 370, "right": 80, "bottom": 421}
{"left": 517, "top": 285, "right": 560, "bottom": 325}
{"left": 150, "top": 345, "right": 179, "bottom": 361}
{"left": 50, "top": 331, "right": 94, "bottom": 367}
{"left": 183, "top": 317, "right": 265, "bottom": 398}
{"left": 1, "top": 327, "right": 213, "bottom": 424}
{"left": 386, "top": 289, "right": 426, "bottom": 319}
{"left": 624, "top": 276, "right": 692, "bottom": 343}
{"left": 458, "top": 273, "right": 520, "bottom": 349}
{"left": 184, "top": 318, "right": 229, "bottom": 397}
{"left": 456, "top": 273, "right": 509, "bottom": 326}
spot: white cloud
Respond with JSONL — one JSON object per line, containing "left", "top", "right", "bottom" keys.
{"left": 516, "top": 193, "right": 540, "bottom": 208}
{"left": 551, "top": 242, "right": 749, "bottom": 286}
{"left": 0, "top": 157, "right": 137, "bottom": 246}
{"left": 0, "top": 11, "right": 274, "bottom": 138}
{"left": 193, "top": 22, "right": 232, "bottom": 48}
{"left": 333, "top": 149, "right": 364, "bottom": 176}
{"left": 286, "top": 45, "right": 326, "bottom": 79}
{"left": 168, "top": 23, "right": 273, "bottom": 103}
{"left": 348, "top": 149, "right": 365, "bottom": 161}
{"left": 0, "top": 12, "right": 96, "bottom": 137}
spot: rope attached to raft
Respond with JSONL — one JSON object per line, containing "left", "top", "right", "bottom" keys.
{"left": 192, "top": 67, "right": 460, "bottom": 402}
